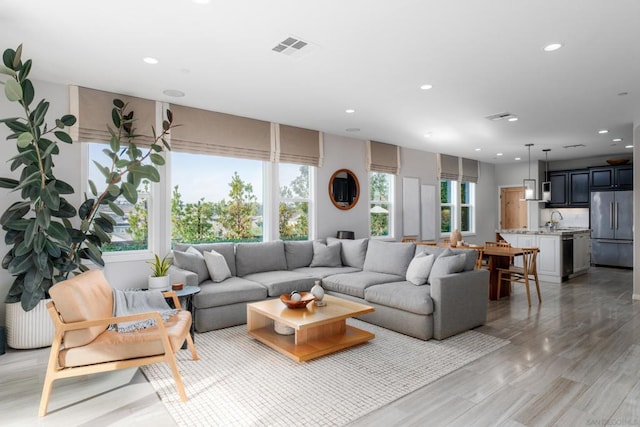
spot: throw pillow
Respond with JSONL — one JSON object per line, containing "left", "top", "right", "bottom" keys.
{"left": 428, "top": 252, "right": 466, "bottom": 283}
{"left": 405, "top": 253, "right": 435, "bottom": 286}
{"left": 173, "top": 247, "right": 210, "bottom": 284}
{"left": 309, "top": 241, "right": 342, "bottom": 267}
{"left": 327, "top": 237, "right": 369, "bottom": 269}
{"left": 203, "top": 250, "right": 232, "bottom": 283}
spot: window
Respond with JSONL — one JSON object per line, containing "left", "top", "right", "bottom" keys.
{"left": 171, "top": 152, "right": 263, "bottom": 244}
{"left": 440, "top": 180, "right": 475, "bottom": 234}
{"left": 279, "top": 164, "right": 311, "bottom": 240}
{"left": 86, "top": 143, "right": 149, "bottom": 252}
{"left": 369, "top": 172, "right": 394, "bottom": 237}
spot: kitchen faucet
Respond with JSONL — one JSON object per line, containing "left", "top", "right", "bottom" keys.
{"left": 549, "top": 210, "right": 563, "bottom": 230}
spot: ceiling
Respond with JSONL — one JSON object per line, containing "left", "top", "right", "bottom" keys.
{"left": 2, "top": 0, "right": 639, "bottom": 164}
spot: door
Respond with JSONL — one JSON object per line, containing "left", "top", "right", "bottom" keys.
{"left": 614, "top": 191, "right": 633, "bottom": 240}
{"left": 500, "top": 187, "right": 527, "bottom": 229}
{"left": 590, "top": 191, "right": 615, "bottom": 239}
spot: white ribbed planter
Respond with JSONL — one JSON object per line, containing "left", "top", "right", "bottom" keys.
{"left": 6, "top": 299, "right": 54, "bottom": 349}
{"left": 148, "top": 275, "right": 170, "bottom": 291}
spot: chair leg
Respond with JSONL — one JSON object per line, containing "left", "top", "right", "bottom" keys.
{"left": 185, "top": 333, "right": 199, "bottom": 361}
{"left": 534, "top": 273, "right": 542, "bottom": 303}
{"left": 524, "top": 275, "right": 532, "bottom": 307}
{"left": 166, "top": 352, "right": 188, "bottom": 402}
{"left": 39, "top": 333, "right": 63, "bottom": 417}
{"left": 497, "top": 271, "right": 503, "bottom": 300}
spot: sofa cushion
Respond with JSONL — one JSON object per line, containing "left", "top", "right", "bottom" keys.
{"left": 293, "top": 266, "right": 361, "bottom": 279}
{"left": 322, "top": 271, "right": 404, "bottom": 299}
{"left": 174, "top": 243, "right": 236, "bottom": 277}
{"left": 284, "top": 240, "right": 314, "bottom": 270}
{"left": 363, "top": 240, "right": 415, "bottom": 276}
{"left": 236, "top": 241, "right": 287, "bottom": 276}
{"left": 194, "top": 277, "right": 267, "bottom": 309}
{"left": 309, "top": 241, "right": 342, "bottom": 267}
{"left": 327, "top": 237, "right": 369, "bottom": 268}
{"left": 429, "top": 251, "right": 467, "bottom": 284}
{"left": 243, "top": 270, "right": 316, "bottom": 296}
{"left": 173, "top": 248, "right": 209, "bottom": 284}
{"left": 415, "top": 245, "right": 445, "bottom": 258}
{"left": 203, "top": 250, "right": 232, "bottom": 282}
{"left": 415, "top": 245, "right": 476, "bottom": 272}
{"left": 405, "top": 253, "right": 435, "bottom": 285}
{"left": 365, "top": 281, "right": 434, "bottom": 315}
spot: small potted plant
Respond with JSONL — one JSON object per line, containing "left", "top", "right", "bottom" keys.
{"left": 147, "top": 253, "right": 171, "bottom": 291}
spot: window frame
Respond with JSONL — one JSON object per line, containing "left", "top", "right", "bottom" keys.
{"left": 440, "top": 179, "right": 476, "bottom": 236}
{"left": 276, "top": 162, "right": 314, "bottom": 241}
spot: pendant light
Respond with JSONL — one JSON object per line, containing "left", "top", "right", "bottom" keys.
{"left": 523, "top": 143, "right": 536, "bottom": 200}
{"left": 542, "top": 149, "right": 551, "bottom": 202}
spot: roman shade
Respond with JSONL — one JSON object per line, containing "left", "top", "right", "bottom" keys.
{"left": 461, "top": 157, "right": 479, "bottom": 183}
{"left": 366, "top": 141, "right": 400, "bottom": 175}
{"left": 69, "top": 86, "right": 157, "bottom": 145}
{"left": 275, "top": 124, "right": 323, "bottom": 167}
{"left": 437, "top": 154, "right": 479, "bottom": 183}
{"left": 169, "top": 104, "right": 272, "bottom": 161}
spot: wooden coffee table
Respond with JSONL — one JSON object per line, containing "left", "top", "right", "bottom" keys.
{"left": 247, "top": 295, "right": 375, "bottom": 362}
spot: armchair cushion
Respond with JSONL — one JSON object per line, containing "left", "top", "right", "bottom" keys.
{"left": 48, "top": 270, "right": 114, "bottom": 348}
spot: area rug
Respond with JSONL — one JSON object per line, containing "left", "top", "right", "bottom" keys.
{"left": 142, "top": 320, "right": 509, "bottom": 426}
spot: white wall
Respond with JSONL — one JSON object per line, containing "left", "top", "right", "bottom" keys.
{"left": 634, "top": 123, "right": 640, "bottom": 300}
{"left": 315, "top": 134, "right": 369, "bottom": 239}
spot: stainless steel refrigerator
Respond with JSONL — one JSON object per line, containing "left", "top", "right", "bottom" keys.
{"left": 590, "top": 190, "right": 633, "bottom": 268}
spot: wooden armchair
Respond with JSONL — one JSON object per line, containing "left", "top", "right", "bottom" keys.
{"left": 39, "top": 270, "right": 198, "bottom": 417}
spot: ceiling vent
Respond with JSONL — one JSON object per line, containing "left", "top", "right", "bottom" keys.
{"left": 562, "top": 144, "right": 586, "bottom": 149}
{"left": 485, "top": 112, "right": 516, "bottom": 121}
{"left": 272, "top": 36, "right": 314, "bottom": 58}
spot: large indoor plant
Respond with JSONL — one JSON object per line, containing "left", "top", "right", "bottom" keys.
{"left": 0, "top": 45, "right": 175, "bottom": 348}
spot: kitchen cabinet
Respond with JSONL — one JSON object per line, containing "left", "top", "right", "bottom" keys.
{"left": 499, "top": 232, "right": 562, "bottom": 283}
{"left": 573, "top": 232, "right": 590, "bottom": 273}
{"left": 547, "top": 169, "right": 589, "bottom": 207}
{"left": 589, "top": 165, "right": 633, "bottom": 191}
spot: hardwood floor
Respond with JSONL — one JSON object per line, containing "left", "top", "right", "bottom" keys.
{"left": 1, "top": 267, "right": 637, "bottom": 426}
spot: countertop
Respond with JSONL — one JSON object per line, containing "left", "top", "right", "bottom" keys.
{"left": 500, "top": 228, "right": 591, "bottom": 236}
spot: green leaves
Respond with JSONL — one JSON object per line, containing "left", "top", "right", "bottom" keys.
{"left": 4, "top": 79, "right": 22, "bottom": 102}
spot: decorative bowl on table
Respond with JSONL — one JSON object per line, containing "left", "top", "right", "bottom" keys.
{"left": 280, "top": 292, "right": 315, "bottom": 309}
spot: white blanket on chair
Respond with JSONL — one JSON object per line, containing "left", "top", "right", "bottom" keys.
{"left": 109, "top": 289, "right": 178, "bottom": 333}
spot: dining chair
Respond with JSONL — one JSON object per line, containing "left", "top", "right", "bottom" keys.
{"left": 39, "top": 270, "right": 199, "bottom": 416}
{"left": 401, "top": 236, "right": 417, "bottom": 243}
{"left": 416, "top": 241, "right": 438, "bottom": 246}
{"left": 473, "top": 247, "right": 487, "bottom": 269}
{"left": 496, "top": 247, "right": 541, "bottom": 307}
{"left": 485, "top": 241, "right": 510, "bottom": 248}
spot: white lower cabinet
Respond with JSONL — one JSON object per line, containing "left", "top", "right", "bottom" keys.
{"left": 500, "top": 233, "right": 562, "bottom": 283}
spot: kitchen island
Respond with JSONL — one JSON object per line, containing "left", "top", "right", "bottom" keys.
{"left": 499, "top": 228, "right": 590, "bottom": 283}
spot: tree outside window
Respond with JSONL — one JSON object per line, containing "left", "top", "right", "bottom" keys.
{"left": 279, "top": 164, "right": 310, "bottom": 240}
{"left": 370, "top": 172, "right": 393, "bottom": 237}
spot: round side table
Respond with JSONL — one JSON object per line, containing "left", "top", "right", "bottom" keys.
{"left": 168, "top": 286, "right": 200, "bottom": 347}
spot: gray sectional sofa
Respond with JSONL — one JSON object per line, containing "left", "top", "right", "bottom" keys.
{"left": 168, "top": 238, "right": 489, "bottom": 340}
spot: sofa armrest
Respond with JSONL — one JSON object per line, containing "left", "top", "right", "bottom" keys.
{"left": 429, "top": 269, "right": 489, "bottom": 340}
{"left": 168, "top": 265, "right": 199, "bottom": 287}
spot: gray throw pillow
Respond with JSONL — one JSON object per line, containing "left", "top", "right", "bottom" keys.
{"left": 327, "top": 237, "right": 368, "bottom": 269}
{"left": 428, "top": 252, "right": 466, "bottom": 283}
{"left": 173, "top": 247, "right": 210, "bottom": 284}
{"left": 363, "top": 240, "right": 415, "bottom": 276}
{"left": 309, "top": 241, "right": 342, "bottom": 267}
{"left": 406, "top": 253, "right": 435, "bottom": 286}
{"left": 203, "top": 250, "right": 232, "bottom": 283}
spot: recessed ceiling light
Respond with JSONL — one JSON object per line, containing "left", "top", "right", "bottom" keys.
{"left": 515, "top": 157, "right": 521, "bottom": 161}
{"left": 613, "top": 138, "right": 623, "bottom": 142}
{"left": 345, "top": 128, "right": 360, "bottom": 132}
{"left": 345, "top": 109, "right": 355, "bottom": 114}
{"left": 162, "top": 89, "right": 185, "bottom": 97}
{"left": 420, "top": 84, "right": 433, "bottom": 90}
{"left": 507, "top": 117, "right": 518, "bottom": 122}
{"left": 625, "top": 145, "right": 634, "bottom": 149}
{"left": 598, "top": 129, "right": 609, "bottom": 134}
{"left": 543, "top": 43, "right": 563, "bottom": 52}
{"left": 475, "top": 148, "right": 481, "bottom": 151}
{"left": 143, "top": 57, "right": 158, "bottom": 64}
{"left": 496, "top": 153, "right": 503, "bottom": 157}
